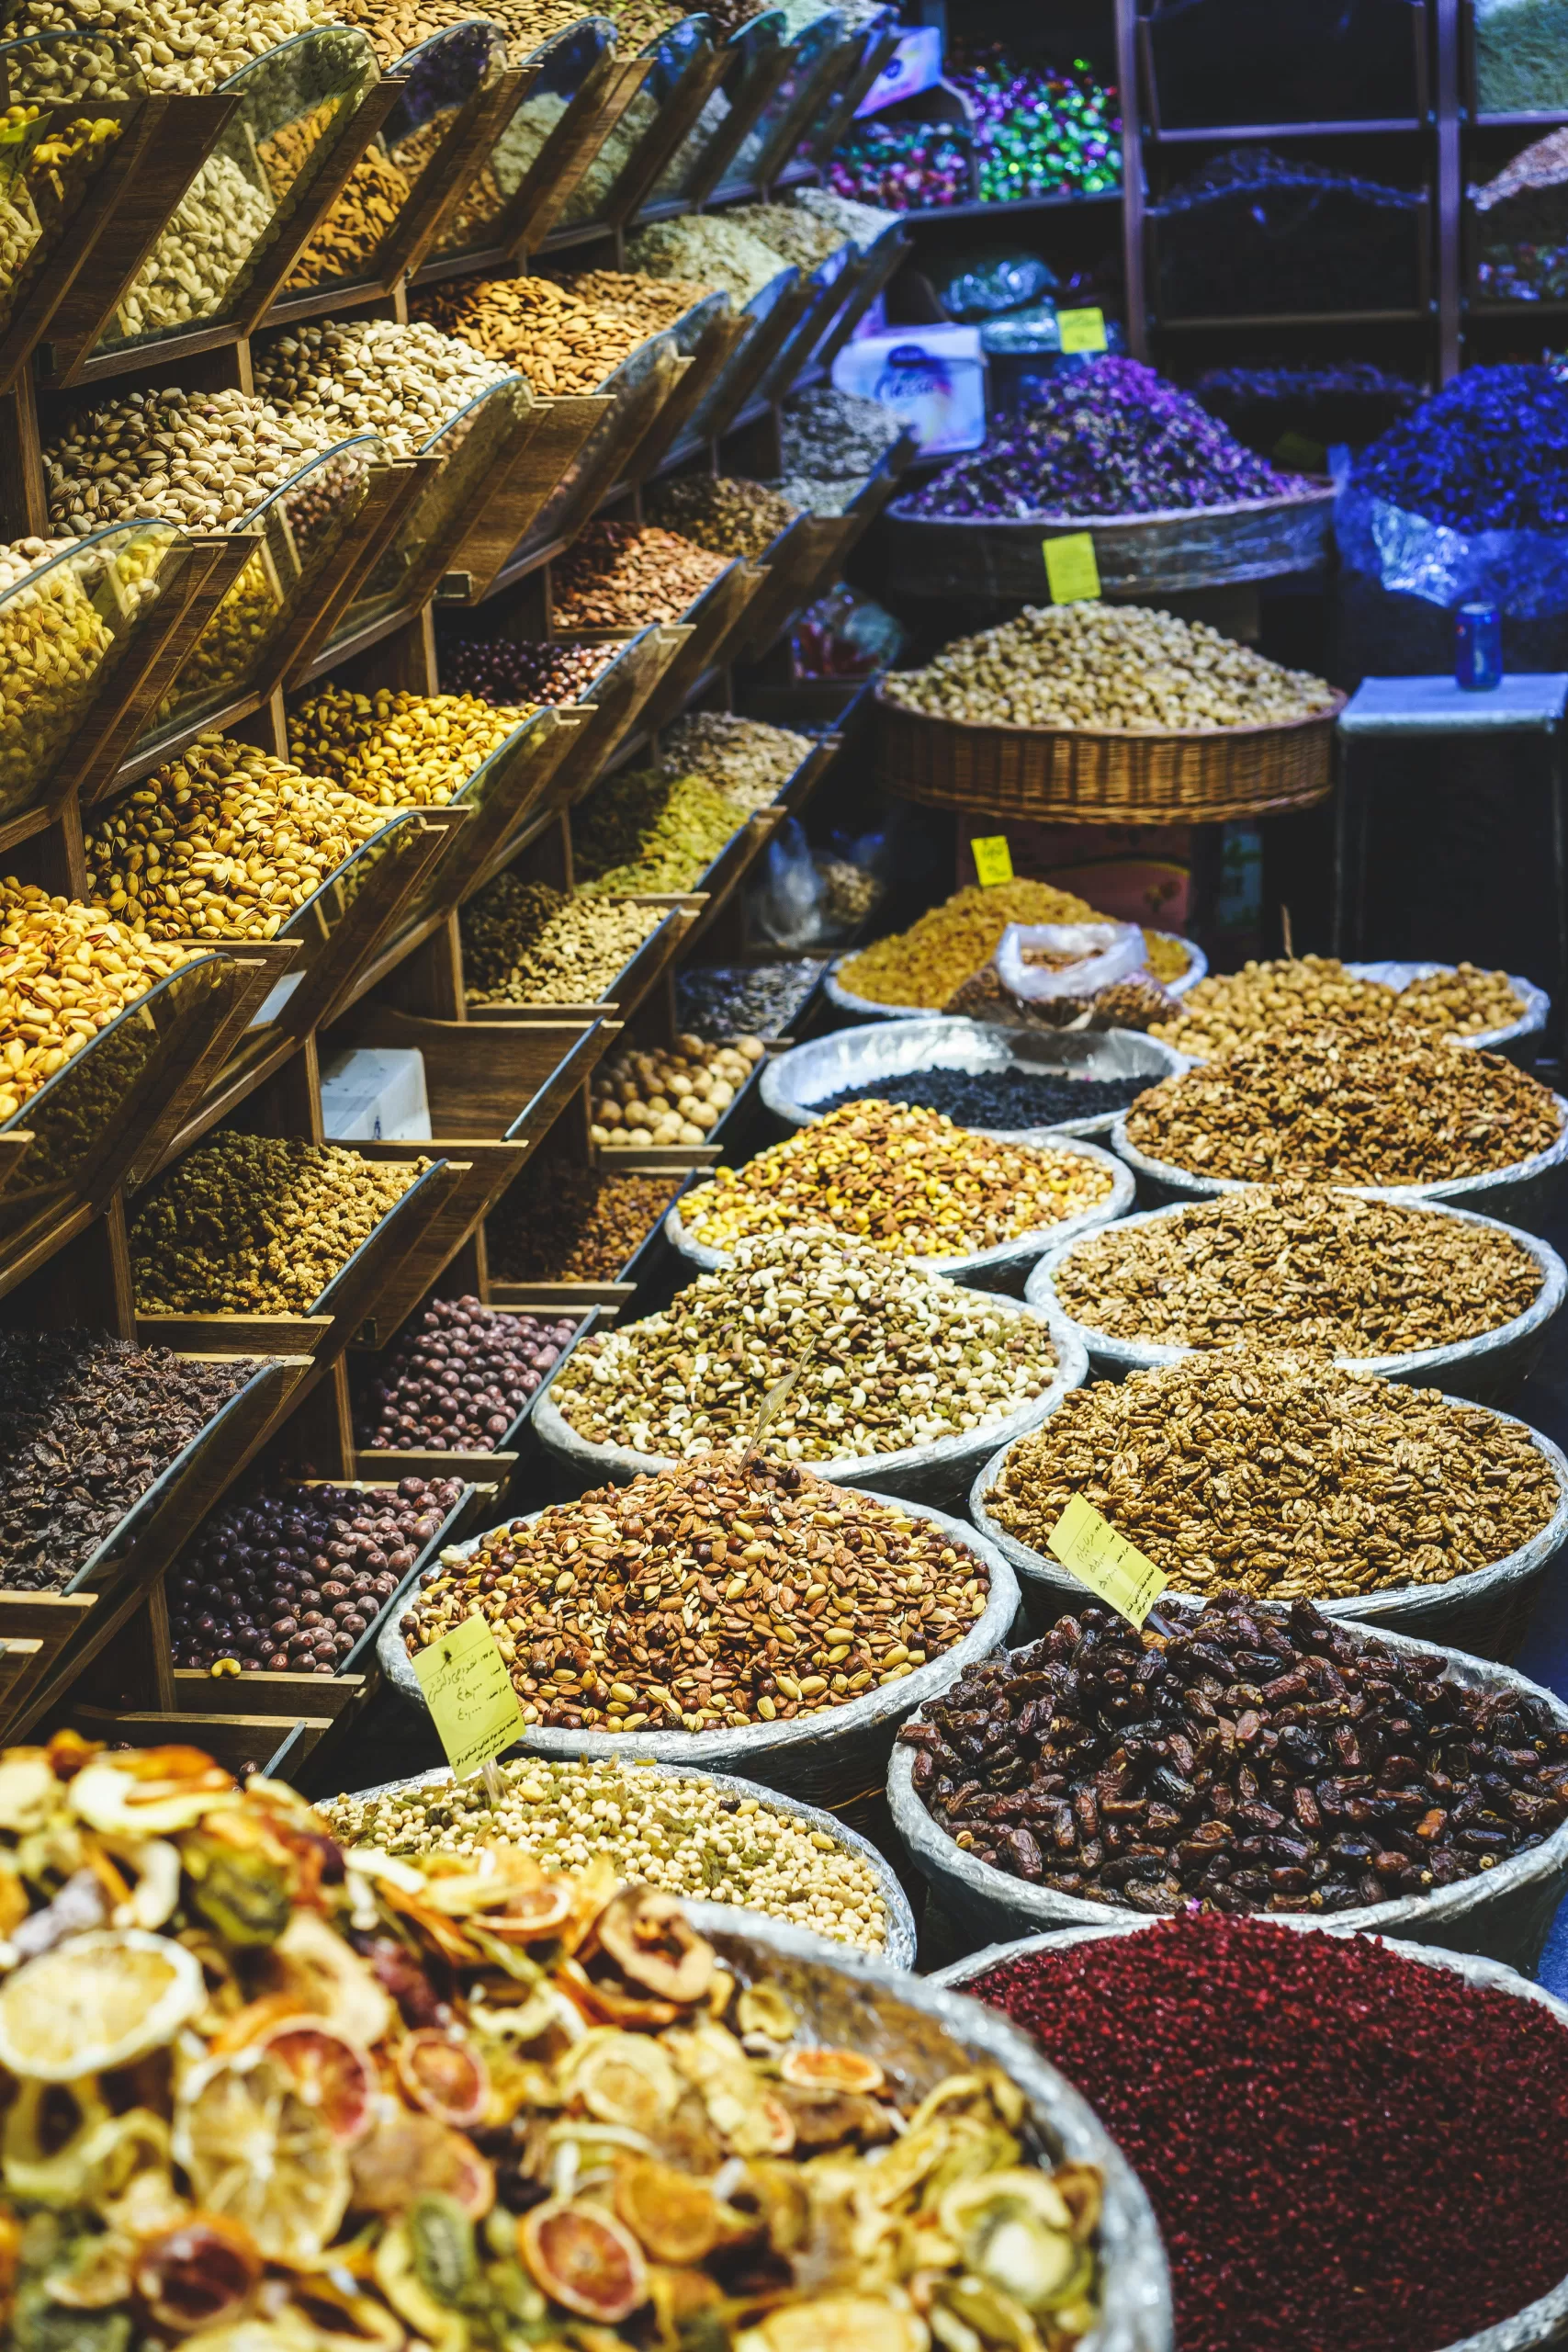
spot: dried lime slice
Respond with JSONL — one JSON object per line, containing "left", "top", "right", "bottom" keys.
{"left": 173, "top": 2051, "right": 351, "bottom": 2263}
{"left": 0, "top": 1928, "right": 204, "bottom": 2080}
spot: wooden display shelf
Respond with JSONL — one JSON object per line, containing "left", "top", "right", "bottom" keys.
{"left": 333, "top": 1003, "right": 615, "bottom": 1150}
{"left": 628, "top": 308, "right": 751, "bottom": 481}
{"left": 520, "top": 628, "right": 693, "bottom": 827}
{"left": 441, "top": 394, "right": 611, "bottom": 605}
{"left": 76, "top": 537, "right": 259, "bottom": 804}
{"left": 502, "top": 341, "right": 693, "bottom": 585}
{"left": 637, "top": 564, "right": 765, "bottom": 734}
{"left": 682, "top": 273, "right": 804, "bottom": 446}
{"left": 816, "top": 228, "right": 910, "bottom": 372}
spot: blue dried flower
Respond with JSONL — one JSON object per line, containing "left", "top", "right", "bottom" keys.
{"left": 1352, "top": 364, "right": 1568, "bottom": 531}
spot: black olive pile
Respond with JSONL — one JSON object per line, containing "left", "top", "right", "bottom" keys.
{"left": 354, "top": 1295, "right": 578, "bottom": 1453}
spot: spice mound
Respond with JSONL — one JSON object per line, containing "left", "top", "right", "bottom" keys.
{"left": 1050, "top": 1181, "right": 1543, "bottom": 1356}
{"left": 551, "top": 1232, "right": 1059, "bottom": 1463}
{"left": 839, "top": 877, "right": 1190, "bottom": 1006}
{"left": 1151, "top": 954, "right": 1527, "bottom": 1058}
{"left": 968, "top": 1916, "right": 1568, "bottom": 2352}
{"left": 883, "top": 601, "right": 1337, "bottom": 733}
{"left": 680, "top": 1102, "right": 1115, "bottom": 1263}
{"left": 985, "top": 1347, "right": 1561, "bottom": 1600}
{"left": 1125, "top": 1024, "right": 1564, "bottom": 1185}
{"left": 323, "top": 1754, "right": 892, "bottom": 1950}
{"left": 902, "top": 1592, "right": 1568, "bottom": 1914}
{"left": 405, "top": 1452, "right": 992, "bottom": 1731}
{"left": 0, "top": 1735, "right": 1101, "bottom": 2352}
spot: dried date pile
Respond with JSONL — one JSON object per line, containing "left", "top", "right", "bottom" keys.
{"left": 1125, "top": 1025, "right": 1563, "bottom": 1185}
{"left": 902, "top": 1595, "right": 1568, "bottom": 1913}
{"left": 984, "top": 1349, "right": 1561, "bottom": 1600}
{"left": 0, "top": 1332, "right": 254, "bottom": 1592}
{"left": 406, "top": 1451, "right": 991, "bottom": 1732}
{"left": 1051, "top": 1182, "right": 1543, "bottom": 1356}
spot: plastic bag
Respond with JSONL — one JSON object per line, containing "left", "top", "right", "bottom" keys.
{"left": 943, "top": 960, "right": 1179, "bottom": 1033}
{"left": 791, "top": 583, "right": 906, "bottom": 680}
{"left": 933, "top": 245, "right": 1057, "bottom": 323}
{"left": 996, "top": 921, "right": 1145, "bottom": 1001}
{"left": 1335, "top": 480, "right": 1568, "bottom": 616}
{"left": 749, "top": 817, "right": 827, "bottom": 947}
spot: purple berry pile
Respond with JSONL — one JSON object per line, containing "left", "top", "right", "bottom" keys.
{"left": 170, "top": 1476, "right": 463, "bottom": 1673}
{"left": 904, "top": 356, "right": 1306, "bottom": 520}
{"left": 355, "top": 1295, "right": 579, "bottom": 1453}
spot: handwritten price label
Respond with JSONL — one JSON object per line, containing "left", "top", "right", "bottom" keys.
{"left": 1057, "top": 306, "right": 1108, "bottom": 354}
{"left": 412, "top": 1611, "right": 524, "bottom": 1780}
{"left": 1043, "top": 532, "right": 1101, "bottom": 605}
{"left": 1046, "top": 1494, "right": 1169, "bottom": 1628}
{"left": 971, "top": 835, "right": 1014, "bottom": 887}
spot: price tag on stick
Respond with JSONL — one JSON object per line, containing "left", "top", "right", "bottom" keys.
{"left": 1057, "top": 306, "right": 1108, "bottom": 354}
{"left": 1043, "top": 532, "right": 1100, "bottom": 605}
{"left": 412, "top": 1611, "right": 525, "bottom": 1781}
{"left": 1046, "top": 1494, "right": 1171, "bottom": 1631}
{"left": 971, "top": 834, "right": 1013, "bottom": 887}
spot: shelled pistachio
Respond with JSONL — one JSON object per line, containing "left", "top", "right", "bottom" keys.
{"left": 657, "top": 711, "right": 812, "bottom": 811}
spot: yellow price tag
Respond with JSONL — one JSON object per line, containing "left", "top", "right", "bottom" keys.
{"left": 1043, "top": 532, "right": 1100, "bottom": 605}
{"left": 1057, "top": 306, "right": 1108, "bottom": 354}
{"left": 1046, "top": 1494, "right": 1169, "bottom": 1629}
{"left": 412, "top": 1611, "right": 525, "bottom": 1780}
{"left": 971, "top": 835, "right": 1013, "bottom": 888}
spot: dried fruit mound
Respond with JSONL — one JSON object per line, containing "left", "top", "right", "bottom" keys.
{"left": 0, "top": 1734, "right": 1102, "bottom": 2352}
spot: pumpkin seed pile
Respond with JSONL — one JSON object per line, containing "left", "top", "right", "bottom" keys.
{"left": 549, "top": 1232, "right": 1059, "bottom": 1462}
{"left": 323, "top": 1754, "right": 891, "bottom": 1950}
{"left": 984, "top": 1348, "right": 1561, "bottom": 1600}
{"left": 404, "top": 1452, "right": 992, "bottom": 1731}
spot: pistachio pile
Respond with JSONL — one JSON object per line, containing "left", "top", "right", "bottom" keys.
{"left": 572, "top": 763, "right": 743, "bottom": 895}
{"left": 552, "top": 1232, "right": 1059, "bottom": 1462}
{"left": 288, "top": 685, "right": 538, "bottom": 809}
{"left": 840, "top": 878, "right": 1191, "bottom": 1006}
{"left": 0, "top": 879, "right": 203, "bottom": 1119}
{"left": 44, "top": 386, "right": 335, "bottom": 537}
{"left": 130, "top": 1132, "right": 429, "bottom": 1314}
{"left": 884, "top": 602, "right": 1338, "bottom": 732}
{"left": 725, "top": 198, "right": 849, "bottom": 273}
{"left": 658, "top": 710, "right": 812, "bottom": 812}
{"left": 679, "top": 1102, "right": 1115, "bottom": 1262}
{"left": 590, "top": 1033, "right": 762, "bottom": 1148}
{"left": 461, "top": 875, "right": 662, "bottom": 1007}
{"left": 253, "top": 319, "right": 515, "bottom": 458}
{"left": 83, "top": 736, "right": 389, "bottom": 941}
{"left": 1152, "top": 956, "right": 1527, "bottom": 1058}
{"left": 109, "top": 151, "right": 274, "bottom": 340}
{"left": 1050, "top": 1181, "right": 1545, "bottom": 1357}
{"left": 322, "top": 1755, "right": 892, "bottom": 1949}
{"left": 645, "top": 475, "right": 800, "bottom": 560}
{"left": 1124, "top": 1027, "right": 1564, "bottom": 1185}
{"left": 404, "top": 1451, "right": 992, "bottom": 1730}
{"left": 985, "top": 1347, "right": 1561, "bottom": 1600}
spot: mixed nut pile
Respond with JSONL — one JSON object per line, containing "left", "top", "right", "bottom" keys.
{"left": 0, "top": 1331, "right": 254, "bottom": 1592}
{"left": 169, "top": 1473, "right": 465, "bottom": 1670}
{"left": 839, "top": 878, "right": 1190, "bottom": 1006}
{"left": 462, "top": 875, "right": 662, "bottom": 1008}
{"left": 0, "top": 1739, "right": 1103, "bottom": 2352}
{"left": 984, "top": 1348, "right": 1561, "bottom": 1601}
{"left": 550, "top": 1233, "right": 1061, "bottom": 1463}
{"left": 627, "top": 213, "right": 789, "bottom": 304}
{"left": 590, "top": 1033, "right": 762, "bottom": 1148}
{"left": 645, "top": 475, "right": 800, "bottom": 560}
{"left": 1049, "top": 1181, "right": 1544, "bottom": 1357}
{"left": 781, "top": 385, "right": 904, "bottom": 476}
{"left": 322, "top": 1754, "right": 892, "bottom": 1950}
{"left": 902, "top": 1595, "right": 1568, "bottom": 1912}
{"left": 485, "top": 1161, "right": 681, "bottom": 1282}
{"left": 404, "top": 1452, "right": 992, "bottom": 1731}
{"left": 1151, "top": 955, "right": 1526, "bottom": 1058}
{"left": 658, "top": 711, "right": 812, "bottom": 812}
{"left": 355, "top": 1295, "right": 577, "bottom": 1453}
{"left": 1123, "top": 1027, "right": 1564, "bottom": 1185}
{"left": 884, "top": 602, "right": 1337, "bottom": 732}
{"left": 0, "top": 877, "right": 203, "bottom": 1116}
{"left": 677, "top": 1102, "right": 1115, "bottom": 1262}
{"left": 130, "top": 1132, "right": 429, "bottom": 1315}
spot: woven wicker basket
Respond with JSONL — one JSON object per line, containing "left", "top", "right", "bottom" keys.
{"left": 874, "top": 681, "right": 1346, "bottom": 826}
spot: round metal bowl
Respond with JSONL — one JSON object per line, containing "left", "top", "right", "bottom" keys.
{"left": 1111, "top": 1088, "right": 1568, "bottom": 1238}
{"left": 825, "top": 929, "right": 1208, "bottom": 1022}
{"left": 969, "top": 1388, "right": 1568, "bottom": 1657}
{"left": 930, "top": 1920, "right": 1568, "bottom": 2352}
{"left": 886, "top": 1614, "right": 1568, "bottom": 1974}
{"left": 1023, "top": 1195, "right": 1568, "bottom": 1405}
{"left": 378, "top": 1493, "right": 1020, "bottom": 1811}
{"left": 760, "top": 1016, "right": 1190, "bottom": 1141}
{"left": 681, "top": 1905, "right": 1173, "bottom": 2352}
{"left": 667, "top": 1131, "right": 1136, "bottom": 1297}
{"left": 331, "top": 1755, "right": 919, "bottom": 1968}
{"left": 533, "top": 1285, "right": 1089, "bottom": 1515}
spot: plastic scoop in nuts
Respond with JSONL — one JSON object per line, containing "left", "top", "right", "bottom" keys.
{"left": 0, "top": 1731, "right": 1103, "bottom": 2352}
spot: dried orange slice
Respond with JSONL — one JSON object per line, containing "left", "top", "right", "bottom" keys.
{"left": 779, "top": 2047, "right": 885, "bottom": 2097}
{"left": 394, "top": 2030, "right": 491, "bottom": 2130}
{"left": 0, "top": 1928, "right": 204, "bottom": 2080}
{"left": 521, "top": 2198, "right": 648, "bottom": 2324}
{"left": 737, "top": 2300, "right": 925, "bottom": 2352}
{"left": 614, "top": 2156, "right": 723, "bottom": 2264}
{"left": 69, "top": 1748, "right": 238, "bottom": 1836}
{"left": 134, "top": 2219, "right": 261, "bottom": 2334}
{"left": 173, "top": 2051, "right": 351, "bottom": 2264}
{"left": 567, "top": 2031, "right": 681, "bottom": 2134}
{"left": 256, "top": 2019, "right": 377, "bottom": 2147}
{"left": 351, "top": 2112, "right": 494, "bottom": 2222}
